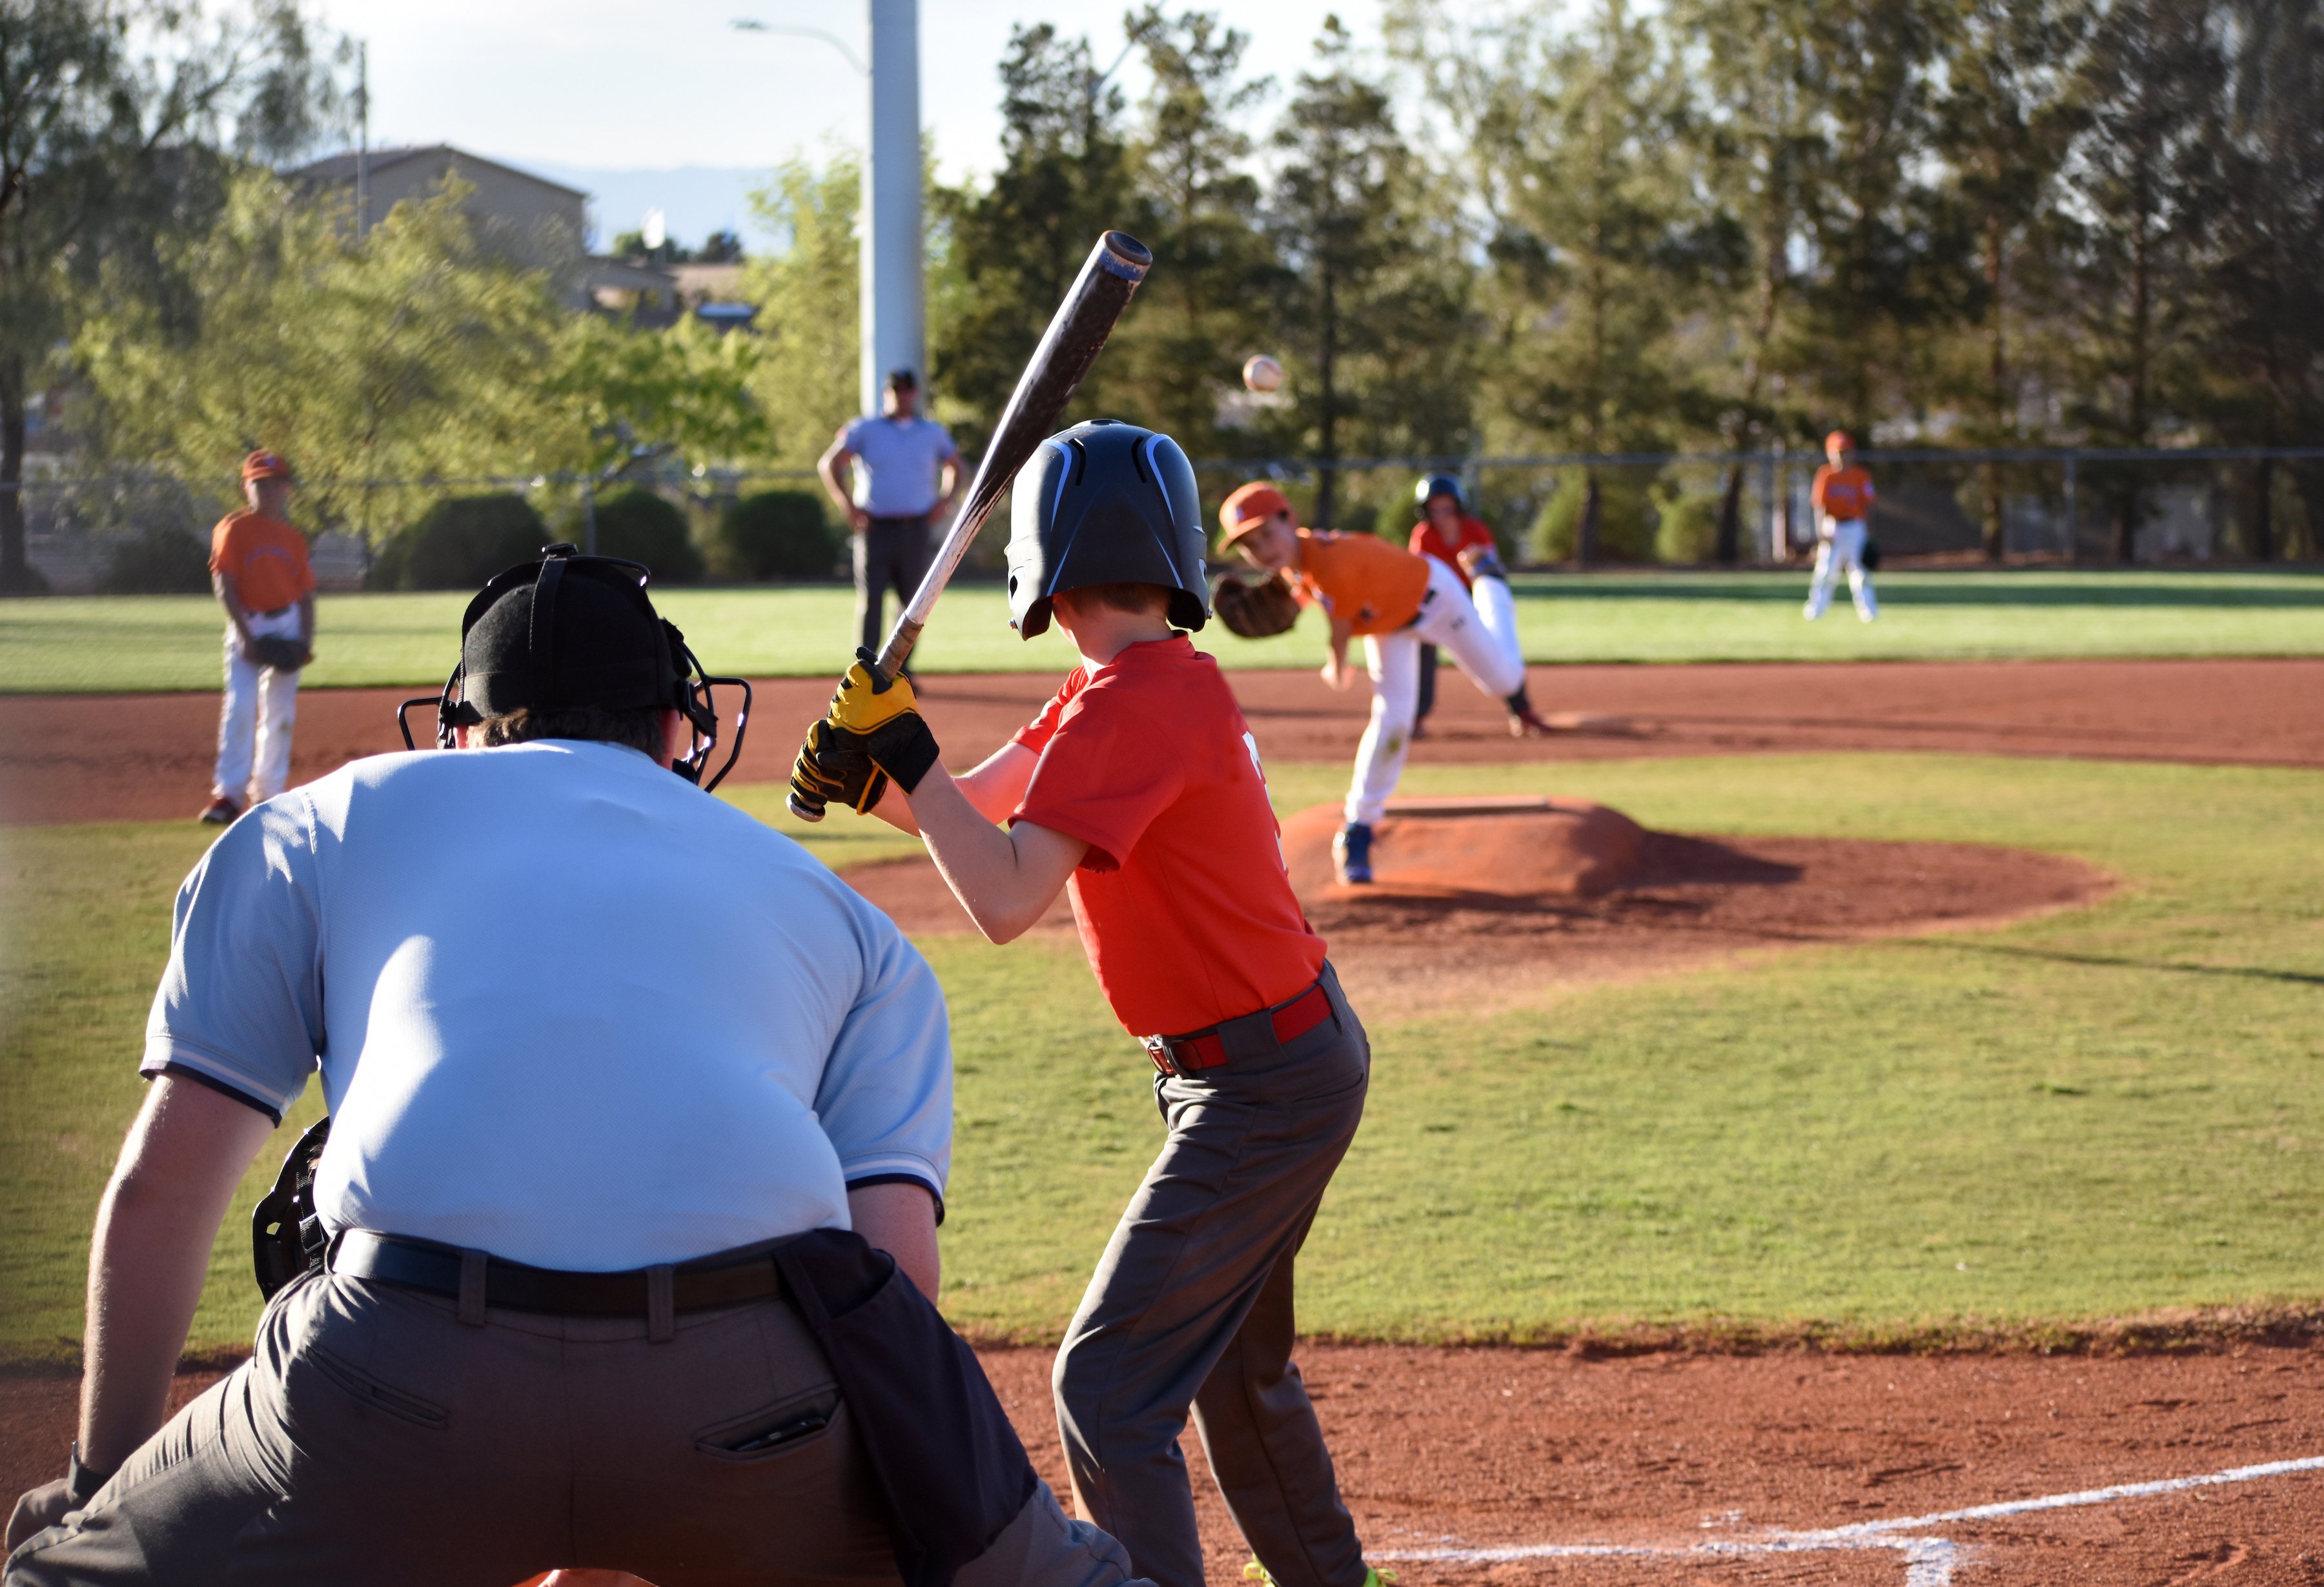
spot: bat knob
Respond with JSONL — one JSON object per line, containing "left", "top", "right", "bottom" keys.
{"left": 787, "top": 791, "right": 828, "bottom": 824}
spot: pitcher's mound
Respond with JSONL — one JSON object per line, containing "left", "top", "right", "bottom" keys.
{"left": 1284, "top": 796, "right": 1647, "bottom": 900}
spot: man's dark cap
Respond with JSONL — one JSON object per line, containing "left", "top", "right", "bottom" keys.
{"left": 457, "top": 547, "right": 677, "bottom": 719}
{"left": 886, "top": 367, "right": 918, "bottom": 390}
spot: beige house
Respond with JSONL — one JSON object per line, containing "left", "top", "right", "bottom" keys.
{"left": 289, "top": 145, "right": 679, "bottom": 312}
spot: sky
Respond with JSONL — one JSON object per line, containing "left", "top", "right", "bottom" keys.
{"left": 318, "top": 0, "right": 1389, "bottom": 248}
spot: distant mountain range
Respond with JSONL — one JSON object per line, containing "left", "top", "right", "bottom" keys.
{"left": 509, "top": 161, "right": 775, "bottom": 251}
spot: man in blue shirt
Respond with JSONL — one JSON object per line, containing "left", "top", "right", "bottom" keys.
{"left": 5, "top": 548, "right": 1136, "bottom": 1587}
{"left": 819, "top": 369, "right": 961, "bottom": 666}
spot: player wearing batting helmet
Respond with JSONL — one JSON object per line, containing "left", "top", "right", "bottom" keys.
{"left": 790, "top": 420, "right": 1394, "bottom": 1587}
{"left": 1407, "top": 473, "right": 1552, "bottom": 741}
{"left": 1216, "top": 481, "right": 1536, "bottom": 885}
{"left": 7, "top": 545, "right": 1139, "bottom": 1587}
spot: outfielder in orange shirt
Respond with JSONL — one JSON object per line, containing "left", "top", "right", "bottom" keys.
{"left": 790, "top": 421, "right": 1394, "bottom": 1587}
{"left": 1406, "top": 472, "right": 1552, "bottom": 740}
{"left": 201, "top": 450, "right": 316, "bottom": 824}
{"left": 1804, "top": 430, "right": 1879, "bottom": 622}
{"left": 1218, "top": 481, "right": 1540, "bottom": 884}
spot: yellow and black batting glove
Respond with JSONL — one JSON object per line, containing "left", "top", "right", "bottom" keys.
{"left": 790, "top": 720, "right": 892, "bottom": 816}
{"left": 822, "top": 648, "right": 941, "bottom": 793}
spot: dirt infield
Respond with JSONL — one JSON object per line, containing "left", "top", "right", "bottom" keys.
{"left": 4, "top": 657, "right": 2319, "bottom": 825}
{"left": 7, "top": 1346, "right": 2321, "bottom": 1584}
{"left": 841, "top": 802, "right": 2106, "bottom": 1018}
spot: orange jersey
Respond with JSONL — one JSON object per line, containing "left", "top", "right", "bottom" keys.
{"left": 1409, "top": 516, "right": 1498, "bottom": 590}
{"left": 1009, "top": 636, "right": 1326, "bottom": 1037}
{"left": 210, "top": 511, "right": 314, "bottom": 613}
{"left": 1811, "top": 465, "right": 1876, "bottom": 524}
{"left": 1290, "top": 530, "right": 1431, "bottom": 635}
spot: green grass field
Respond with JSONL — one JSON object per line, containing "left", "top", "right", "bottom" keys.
{"left": 5, "top": 752, "right": 2319, "bottom": 1362}
{"left": 4, "top": 569, "right": 2320, "bottom": 692}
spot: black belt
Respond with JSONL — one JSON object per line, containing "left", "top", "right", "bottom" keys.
{"left": 331, "top": 1228, "right": 786, "bottom": 1317}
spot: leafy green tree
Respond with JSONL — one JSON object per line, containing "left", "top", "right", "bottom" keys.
{"left": 933, "top": 23, "right": 1145, "bottom": 443}
{"left": 545, "top": 311, "right": 766, "bottom": 480}
{"left": 1269, "top": 15, "right": 1473, "bottom": 528}
{"left": 1931, "top": 0, "right": 2088, "bottom": 558}
{"left": 2059, "top": 0, "right": 2217, "bottom": 560}
{"left": 1, "top": 0, "right": 344, "bottom": 591}
{"left": 76, "top": 172, "right": 562, "bottom": 540}
{"left": 1113, "top": 6, "right": 1280, "bottom": 456}
{"left": 739, "top": 150, "right": 861, "bottom": 467}
{"left": 2179, "top": 0, "right": 2324, "bottom": 556}
{"left": 1399, "top": 0, "right": 1697, "bottom": 561}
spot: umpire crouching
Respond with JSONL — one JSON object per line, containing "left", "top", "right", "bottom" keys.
{"left": 6, "top": 546, "right": 1138, "bottom": 1587}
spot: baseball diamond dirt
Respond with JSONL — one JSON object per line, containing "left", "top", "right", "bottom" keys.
{"left": 5, "top": 656, "right": 2321, "bottom": 1583}
{"left": 2, "top": 658, "right": 2320, "bottom": 826}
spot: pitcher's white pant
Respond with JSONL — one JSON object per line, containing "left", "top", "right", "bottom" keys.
{"left": 212, "top": 607, "right": 302, "bottom": 804}
{"left": 1345, "top": 559, "right": 1527, "bottom": 827}
{"left": 1804, "top": 520, "right": 1877, "bottom": 621}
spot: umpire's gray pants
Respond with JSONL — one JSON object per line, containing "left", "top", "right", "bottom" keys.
{"left": 1054, "top": 965, "right": 1371, "bottom": 1587}
{"left": 8, "top": 1266, "right": 1136, "bottom": 1587}
{"left": 855, "top": 516, "right": 933, "bottom": 659}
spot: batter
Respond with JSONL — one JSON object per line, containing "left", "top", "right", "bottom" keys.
{"left": 791, "top": 421, "right": 1391, "bottom": 1587}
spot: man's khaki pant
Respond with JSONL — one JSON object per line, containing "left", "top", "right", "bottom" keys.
{"left": 6, "top": 1269, "right": 1134, "bottom": 1587}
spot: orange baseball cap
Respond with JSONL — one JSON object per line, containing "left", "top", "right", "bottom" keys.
{"left": 242, "top": 450, "right": 293, "bottom": 482}
{"left": 1219, "top": 481, "right": 1292, "bottom": 544}
{"left": 1824, "top": 430, "right": 1853, "bottom": 454}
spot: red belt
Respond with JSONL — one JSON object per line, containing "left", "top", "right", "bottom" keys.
{"left": 1143, "top": 980, "right": 1335, "bottom": 1077}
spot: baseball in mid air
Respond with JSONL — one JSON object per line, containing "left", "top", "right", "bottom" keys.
{"left": 1242, "top": 354, "right": 1285, "bottom": 394}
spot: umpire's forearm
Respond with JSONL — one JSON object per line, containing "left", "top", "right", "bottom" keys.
{"left": 79, "top": 1079, "right": 276, "bottom": 1471}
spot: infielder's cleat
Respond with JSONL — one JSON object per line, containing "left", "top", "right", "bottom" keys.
{"left": 1456, "top": 544, "right": 1510, "bottom": 583}
{"left": 198, "top": 796, "right": 241, "bottom": 825}
{"left": 1334, "top": 822, "right": 1374, "bottom": 885}
{"left": 1508, "top": 706, "right": 1555, "bottom": 738}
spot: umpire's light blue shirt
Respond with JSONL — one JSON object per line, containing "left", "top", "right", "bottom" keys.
{"left": 143, "top": 740, "right": 952, "bottom": 1271}
{"left": 843, "top": 414, "right": 958, "bottom": 519}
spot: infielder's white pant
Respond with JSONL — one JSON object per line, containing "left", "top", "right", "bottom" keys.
{"left": 212, "top": 607, "right": 302, "bottom": 805}
{"left": 1804, "top": 520, "right": 1878, "bottom": 621}
{"left": 1345, "top": 559, "right": 1527, "bottom": 827}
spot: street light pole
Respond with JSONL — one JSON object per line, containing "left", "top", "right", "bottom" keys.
{"left": 861, "top": 0, "right": 923, "bottom": 414}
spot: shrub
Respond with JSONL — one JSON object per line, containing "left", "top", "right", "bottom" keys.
{"left": 709, "top": 490, "right": 840, "bottom": 580}
{"left": 101, "top": 525, "right": 213, "bottom": 593}
{"left": 1528, "top": 472, "right": 1658, "bottom": 562}
{"left": 1651, "top": 487, "right": 1724, "bottom": 564}
{"left": 587, "top": 487, "right": 704, "bottom": 583}
{"left": 371, "top": 494, "right": 548, "bottom": 591}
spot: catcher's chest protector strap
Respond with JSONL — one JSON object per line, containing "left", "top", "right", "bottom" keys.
{"left": 772, "top": 1228, "right": 1038, "bottom": 1587}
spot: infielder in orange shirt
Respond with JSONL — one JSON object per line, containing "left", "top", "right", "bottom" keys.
{"left": 1218, "top": 481, "right": 1540, "bottom": 885}
{"left": 201, "top": 450, "right": 316, "bottom": 824}
{"left": 1804, "top": 430, "right": 1879, "bottom": 622}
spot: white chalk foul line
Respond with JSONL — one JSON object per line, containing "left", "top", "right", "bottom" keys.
{"left": 1372, "top": 1453, "right": 2324, "bottom": 1585}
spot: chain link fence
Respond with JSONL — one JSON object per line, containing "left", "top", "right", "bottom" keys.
{"left": 8, "top": 447, "right": 2321, "bottom": 594}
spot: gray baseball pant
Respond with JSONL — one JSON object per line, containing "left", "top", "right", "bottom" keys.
{"left": 1053, "top": 965, "right": 1371, "bottom": 1587}
{"left": 855, "top": 516, "right": 933, "bottom": 659}
{"left": 7, "top": 1267, "right": 1136, "bottom": 1587}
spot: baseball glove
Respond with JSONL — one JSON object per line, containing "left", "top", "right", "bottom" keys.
{"left": 1211, "top": 572, "right": 1301, "bottom": 640}
{"left": 247, "top": 635, "right": 311, "bottom": 672}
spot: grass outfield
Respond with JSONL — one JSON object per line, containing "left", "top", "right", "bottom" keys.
{"left": 2, "top": 754, "right": 2319, "bottom": 1362}
{"left": 4, "top": 568, "right": 2321, "bottom": 692}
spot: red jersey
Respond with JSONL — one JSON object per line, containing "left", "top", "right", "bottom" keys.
{"left": 1811, "top": 465, "right": 1875, "bottom": 524}
{"left": 1409, "top": 515, "right": 1498, "bottom": 590}
{"left": 1010, "top": 635, "right": 1327, "bottom": 1038}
